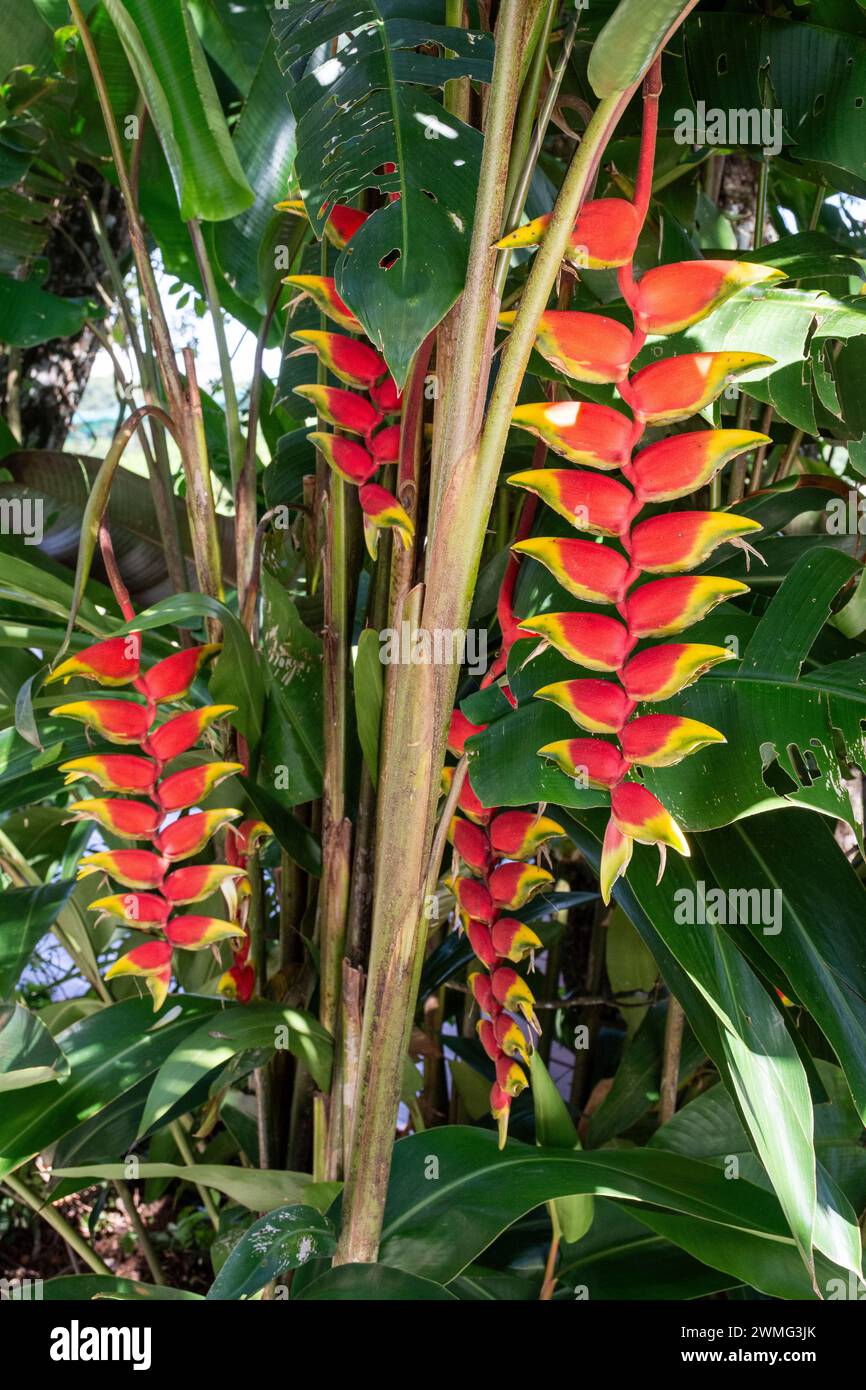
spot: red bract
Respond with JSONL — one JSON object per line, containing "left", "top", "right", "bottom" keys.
{"left": 139, "top": 645, "right": 221, "bottom": 704}
{"left": 46, "top": 634, "right": 141, "bottom": 687}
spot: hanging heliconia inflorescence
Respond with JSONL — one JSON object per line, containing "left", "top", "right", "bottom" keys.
{"left": 280, "top": 200, "right": 412, "bottom": 558}
{"left": 495, "top": 61, "right": 782, "bottom": 908}
{"left": 443, "top": 708, "right": 565, "bottom": 1147}
{"left": 445, "top": 62, "right": 782, "bottom": 1146}
{"left": 46, "top": 629, "right": 270, "bottom": 1009}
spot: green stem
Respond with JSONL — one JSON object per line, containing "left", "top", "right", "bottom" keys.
{"left": 3, "top": 1172, "right": 112, "bottom": 1276}
{"left": 169, "top": 1121, "right": 220, "bottom": 1229}
{"left": 188, "top": 219, "right": 244, "bottom": 488}
{"left": 112, "top": 1180, "right": 165, "bottom": 1285}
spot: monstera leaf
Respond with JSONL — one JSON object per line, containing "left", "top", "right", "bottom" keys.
{"left": 272, "top": 0, "right": 494, "bottom": 384}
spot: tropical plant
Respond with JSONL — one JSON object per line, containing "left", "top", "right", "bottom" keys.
{"left": 1, "top": 0, "right": 866, "bottom": 1310}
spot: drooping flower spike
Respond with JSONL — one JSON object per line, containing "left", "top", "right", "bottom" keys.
{"left": 52, "top": 619, "right": 271, "bottom": 1010}
{"left": 492, "top": 63, "right": 780, "bottom": 909}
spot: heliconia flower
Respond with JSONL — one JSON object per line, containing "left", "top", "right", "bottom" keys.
{"left": 493, "top": 1012, "right": 531, "bottom": 1063}
{"left": 477, "top": 1017, "right": 500, "bottom": 1061}
{"left": 291, "top": 330, "right": 386, "bottom": 388}
{"left": 490, "top": 916, "right": 542, "bottom": 964}
{"left": 454, "top": 876, "right": 493, "bottom": 923}
{"left": 537, "top": 738, "right": 627, "bottom": 788}
{"left": 629, "top": 511, "right": 763, "bottom": 574}
{"left": 620, "top": 714, "right": 726, "bottom": 767}
{"left": 154, "top": 808, "right": 242, "bottom": 861}
{"left": 233, "top": 820, "right": 273, "bottom": 856}
{"left": 625, "top": 575, "right": 750, "bottom": 639}
{"left": 467, "top": 919, "right": 498, "bottom": 969}
{"left": 68, "top": 798, "right": 160, "bottom": 840}
{"left": 165, "top": 915, "right": 245, "bottom": 950}
{"left": 145, "top": 705, "right": 237, "bottom": 762}
{"left": 488, "top": 860, "right": 553, "bottom": 911}
{"left": 89, "top": 892, "right": 169, "bottom": 926}
{"left": 611, "top": 782, "right": 689, "bottom": 856}
{"left": 293, "top": 383, "right": 381, "bottom": 437}
{"left": 496, "top": 1055, "right": 528, "bottom": 1097}
{"left": 600, "top": 817, "right": 633, "bottom": 905}
{"left": 358, "top": 483, "right": 414, "bottom": 558}
{"left": 45, "top": 634, "right": 141, "bottom": 688}
{"left": 105, "top": 940, "right": 173, "bottom": 1011}
{"left": 447, "top": 709, "right": 487, "bottom": 757}
{"left": 368, "top": 423, "right": 401, "bottom": 465}
{"left": 625, "top": 352, "right": 774, "bottom": 425}
{"left": 489, "top": 811, "right": 564, "bottom": 860}
{"left": 139, "top": 645, "right": 222, "bottom": 704}
{"left": 155, "top": 761, "right": 244, "bottom": 813}
{"left": 275, "top": 199, "right": 368, "bottom": 249}
{"left": 630, "top": 430, "right": 772, "bottom": 503}
{"left": 77, "top": 849, "right": 166, "bottom": 889}
{"left": 49, "top": 699, "right": 151, "bottom": 744}
{"left": 283, "top": 275, "right": 361, "bottom": 332}
{"left": 308, "top": 431, "right": 378, "bottom": 486}
{"left": 496, "top": 198, "right": 641, "bottom": 270}
{"left": 621, "top": 643, "right": 735, "bottom": 701}
{"left": 490, "top": 1080, "right": 511, "bottom": 1148}
{"left": 60, "top": 754, "right": 157, "bottom": 795}
{"left": 491, "top": 966, "right": 540, "bottom": 1032}
{"left": 218, "top": 961, "right": 256, "bottom": 1002}
{"left": 369, "top": 374, "right": 402, "bottom": 413}
{"left": 534, "top": 678, "right": 633, "bottom": 734}
{"left": 323, "top": 203, "right": 369, "bottom": 248}
{"left": 510, "top": 400, "right": 633, "bottom": 470}
{"left": 449, "top": 818, "right": 491, "bottom": 875}
{"left": 441, "top": 768, "right": 492, "bottom": 825}
{"left": 512, "top": 537, "right": 630, "bottom": 605}
{"left": 468, "top": 970, "right": 498, "bottom": 1015}
{"left": 631, "top": 261, "right": 784, "bottom": 335}
{"left": 508, "top": 469, "right": 633, "bottom": 537}
{"left": 162, "top": 863, "right": 247, "bottom": 905}
{"left": 500, "top": 310, "right": 633, "bottom": 384}
{"left": 517, "top": 611, "right": 630, "bottom": 672}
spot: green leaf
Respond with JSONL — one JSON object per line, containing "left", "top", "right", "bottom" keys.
{"left": 375, "top": 1127, "right": 834, "bottom": 1298}
{"left": 139, "top": 1002, "right": 333, "bottom": 1136}
{"left": 702, "top": 812, "right": 866, "bottom": 1126}
{"left": 0, "top": 879, "right": 76, "bottom": 996}
{"left": 102, "top": 0, "right": 254, "bottom": 221}
{"left": 529, "top": 1051, "right": 593, "bottom": 1244}
{"left": 0, "top": 274, "right": 98, "bottom": 347}
{"left": 214, "top": 36, "right": 297, "bottom": 309}
{"left": 207, "top": 1205, "right": 336, "bottom": 1299}
{"left": 295, "top": 1264, "right": 457, "bottom": 1301}
{"left": 0, "top": 1005, "right": 69, "bottom": 1090}
{"left": 605, "top": 905, "right": 658, "bottom": 1038}
{"left": 273, "top": 0, "right": 494, "bottom": 385}
{"left": 588, "top": 0, "right": 693, "bottom": 97}
{"left": 0, "top": 996, "right": 221, "bottom": 1179}
{"left": 353, "top": 627, "right": 384, "bottom": 786}
{"left": 260, "top": 568, "right": 323, "bottom": 803}
{"left": 51, "top": 1163, "right": 340, "bottom": 1214}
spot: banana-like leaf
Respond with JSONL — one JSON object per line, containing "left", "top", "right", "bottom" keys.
{"left": 0, "top": 880, "right": 76, "bottom": 997}
{"left": 51, "top": 1162, "right": 341, "bottom": 1215}
{"left": 0, "top": 1005, "right": 69, "bottom": 1090}
{"left": 102, "top": 0, "right": 253, "bottom": 221}
{"left": 272, "top": 0, "right": 494, "bottom": 385}
{"left": 207, "top": 1205, "right": 336, "bottom": 1300}
{"left": 588, "top": 0, "right": 695, "bottom": 98}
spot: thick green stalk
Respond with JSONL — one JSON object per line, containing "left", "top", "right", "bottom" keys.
{"left": 335, "top": 2, "right": 538, "bottom": 1265}
{"left": 4, "top": 1172, "right": 112, "bottom": 1276}
{"left": 188, "top": 219, "right": 245, "bottom": 489}
{"left": 430, "top": 0, "right": 543, "bottom": 537}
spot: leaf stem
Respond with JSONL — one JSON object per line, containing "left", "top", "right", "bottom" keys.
{"left": 3, "top": 1172, "right": 112, "bottom": 1277}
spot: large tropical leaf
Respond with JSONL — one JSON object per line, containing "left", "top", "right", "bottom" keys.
{"left": 207, "top": 1205, "right": 336, "bottom": 1300}
{"left": 272, "top": 0, "right": 494, "bottom": 384}
{"left": 0, "top": 996, "right": 220, "bottom": 1178}
{"left": 0, "top": 1004, "right": 69, "bottom": 1090}
{"left": 51, "top": 1162, "right": 340, "bottom": 1214}
{"left": 0, "top": 879, "right": 76, "bottom": 997}
{"left": 102, "top": 0, "right": 254, "bottom": 221}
